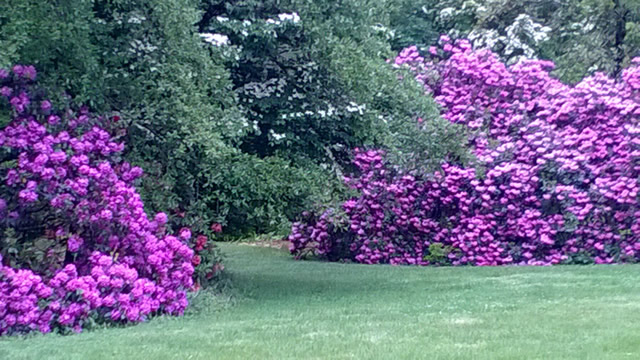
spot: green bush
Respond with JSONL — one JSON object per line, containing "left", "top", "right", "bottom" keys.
{"left": 200, "top": 0, "right": 468, "bottom": 169}
{"left": 1, "top": 0, "right": 468, "bottom": 237}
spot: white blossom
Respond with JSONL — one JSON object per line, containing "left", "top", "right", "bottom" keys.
{"left": 467, "top": 13, "right": 551, "bottom": 62}
{"left": 266, "top": 12, "right": 301, "bottom": 26}
{"left": 199, "top": 33, "right": 229, "bottom": 47}
{"left": 439, "top": 7, "right": 456, "bottom": 19}
{"left": 127, "top": 15, "right": 146, "bottom": 24}
{"left": 269, "top": 129, "right": 287, "bottom": 141}
{"left": 278, "top": 13, "right": 300, "bottom": 23}
{"left": 346, "top": 102, "right": 366, "bottom": 115}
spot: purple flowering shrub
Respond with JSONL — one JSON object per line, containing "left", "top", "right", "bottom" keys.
{"left": 0, "top": 66, "right": 196, "bottom": 335}
{"left": 290, "top": 36, "right": 640, "bottom": 266}
{"left": 289, "top": 209, "right": 353, "bottom": 262}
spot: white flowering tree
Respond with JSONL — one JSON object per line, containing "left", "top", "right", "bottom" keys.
{"left": 387, "top": 0, "right": 640, "bottom": 82}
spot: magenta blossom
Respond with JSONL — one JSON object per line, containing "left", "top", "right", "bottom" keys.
{"left": 291, "top": 38, "right": 640, "bottom": 267}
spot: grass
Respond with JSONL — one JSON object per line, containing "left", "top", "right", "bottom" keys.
{"left": 2, "top": 243, "right": 640, "bottom": 359}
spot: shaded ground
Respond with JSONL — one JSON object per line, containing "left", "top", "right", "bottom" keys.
{"left": 1, "top": 243, "right": 639, "bottom": 359}
{"left": 238, "top": 239, "right": 290, "bottom": 250}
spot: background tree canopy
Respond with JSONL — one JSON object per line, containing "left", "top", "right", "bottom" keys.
{"left": 1, "top": 0, "right": 638, "bottom": 238}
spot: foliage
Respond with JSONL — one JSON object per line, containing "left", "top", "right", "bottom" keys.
{"left": 198, "top": 0, "right": 468, "bottom": 195}
{"left": 3, "top": 0, "right": 640, "bottom": 240}
{"left": 0, "top": 0, "right": 470, "bottom": 237}
{"left": 0, "top": 0, "right": 102, "bottom": 107}
{"left": 89, "top": 0, "right": 251, "bottom": 234}
{"left": 386, "top": 0, "right": 474, "bottom": 51}
{"left": 291, "top": 38, "right": 640, "bottom": 266}
{"left": 199, "top": 2, "right": 362, "bottom": 164}
{"left": 424, "top": 243, "right": 453, "bottom": 265}
{"left": 0, "top": 0, "right": 241, "bottom": 233}
{"left": 0, "top": 66, "right": 199, "bottom": 335}
{"left": 289, "top": 0, "right": 469, "bottom": 169}
{"left": 189, "top": 226, "right": 225, "bottom": 290}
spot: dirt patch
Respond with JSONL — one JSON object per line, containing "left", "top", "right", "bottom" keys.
{"left": 239, "top": 240, "right": 291, "bottom": 251}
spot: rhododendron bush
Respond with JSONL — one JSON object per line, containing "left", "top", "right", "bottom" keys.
{"left": 290, "top": 36, "right": 640, "bottom": 266}
{"left": 0, "top": 66, "right": 197, "bottom": 335}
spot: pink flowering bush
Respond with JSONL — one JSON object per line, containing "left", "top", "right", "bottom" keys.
{"left": 189, "top": 223, "right": 225, "bottom": 292}
{"left": 0, "top": 66, "right": 196, "bottom": 335}
{"left": 290, "top": 36, "right": 640, "bottom": 266}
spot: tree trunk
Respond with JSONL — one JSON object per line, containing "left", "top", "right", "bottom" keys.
{"left": 612, "top": 0, "right": 627, "bottom": 78}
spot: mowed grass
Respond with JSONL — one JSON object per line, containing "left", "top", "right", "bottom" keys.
{"left": 2, "top": 243, "right": 640, "bottom": 360}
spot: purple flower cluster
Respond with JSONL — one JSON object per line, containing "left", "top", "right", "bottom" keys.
{"left": 0, "top": 66, "right": 194, "bottom": 335}
{"left": 290, "top": 37, "right": 640, "bottom": 266}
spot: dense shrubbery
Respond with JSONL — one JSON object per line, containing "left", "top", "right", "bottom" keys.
{"left": 3, "top": 0, "right": 639, "bottom": 239}
{"left": 2, "top": 0, "right": 462, "bottom": 237}
{"left": 0, "top": 67, "right": 210, "bottom": 335}
{"left": 290, "top": 37, "right": 640, "bottom": 266}
{"left": 1, "top": 0, "right": 243, "bottom": 234}
{"left": 2, "top": 0, "right": 640, "bottom": 338}
{"left": 192, "top": 0, "right": 469, "bottom": 233}
{"left": 0, "top": 6, "right": 464, "bottom": 337}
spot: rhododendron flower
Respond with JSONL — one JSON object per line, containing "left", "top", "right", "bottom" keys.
{"left": 154, "top": 212, "right": 168, "bottom": 225}
{"left": 210, "top": 223, "right": 222, "bottom": 233}
{"left": 0, "top": 65, "right": 197, "bottom": 336}
{"left": 40, "top": 100, "right": 51, "bottom": 111}
{"left": 12, "top": 65, "right": 36, "bottom": 80}
{"left": 195, "top": 235, "right": 207, "bottom": 251}
{"left": 67, "top": 235, "right": 83, "bottom": 252}
{"left": 179, "top": 228, "right": 192, "bottom": 240}
{"left": 18, "top": 189, "right": 38, "bottom": 203}
{"left": 192, "top": 255, "right": 201, "bottom": 266}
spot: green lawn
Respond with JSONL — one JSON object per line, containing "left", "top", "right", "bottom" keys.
{"left": 2, "top": 243, "right": 640, "bottom": 359}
